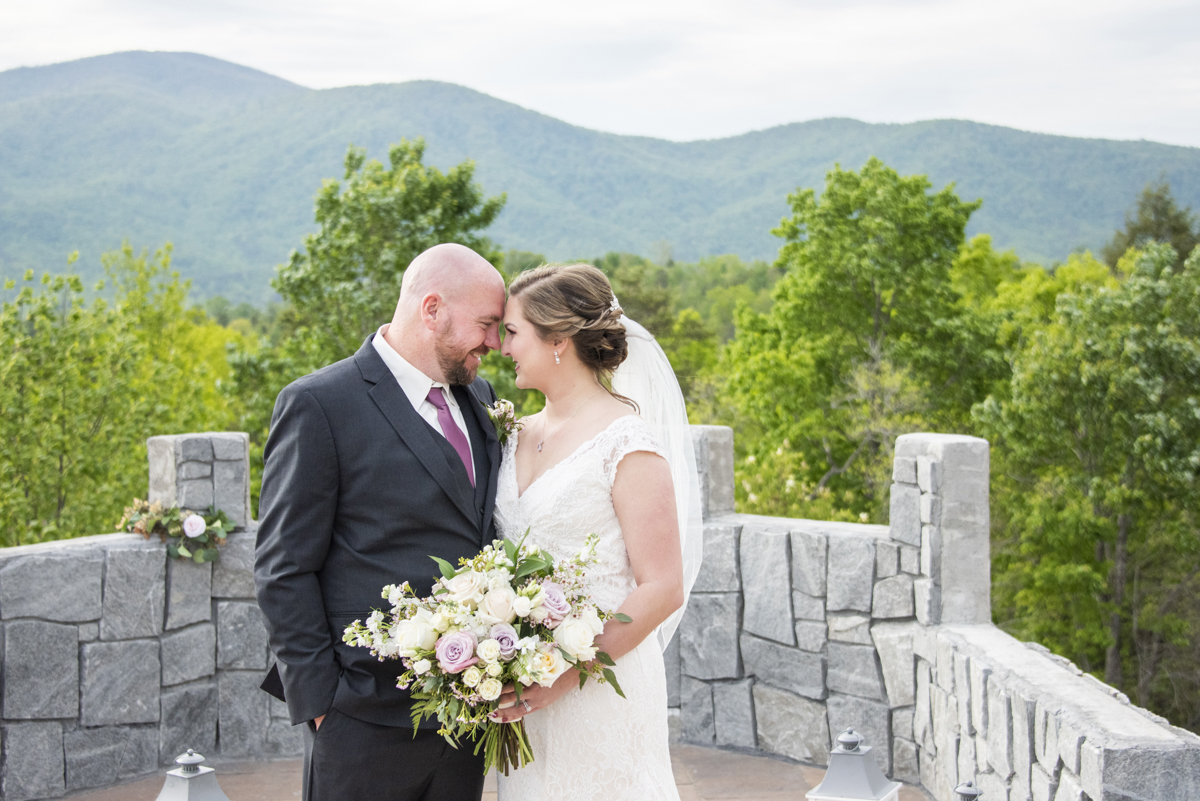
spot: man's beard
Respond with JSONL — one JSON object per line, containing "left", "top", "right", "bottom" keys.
{"left": 436, "top": 339, "right": 488, "bottom": 386}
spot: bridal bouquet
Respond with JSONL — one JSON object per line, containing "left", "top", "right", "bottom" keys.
{"left": 342, "top": 532, "right": 628, "bottom": 774}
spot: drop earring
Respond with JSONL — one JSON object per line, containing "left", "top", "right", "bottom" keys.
{"left": 554, "top": 351, "right": 560, "bottom": 365}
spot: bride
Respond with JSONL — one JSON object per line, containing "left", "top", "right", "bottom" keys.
{"left": 489, "top": 263, "right": 702, "bottom": 800}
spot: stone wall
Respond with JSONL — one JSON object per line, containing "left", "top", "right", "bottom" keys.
{"left": 0, "top": 434, "right": 297, "bottom": 801}
{"left": 673, "top": 427, "right": 1200, "bottom": 801}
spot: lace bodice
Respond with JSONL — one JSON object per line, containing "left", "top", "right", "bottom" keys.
{"left": 494, "top": 413, "right": 679, "bottom": 801}
{"left": 493, "top": 414, "right": 665, "bottom": 611}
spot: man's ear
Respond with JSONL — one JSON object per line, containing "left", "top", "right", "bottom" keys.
{"left": 420, "top": 293, "right": 442, "bottom": 330}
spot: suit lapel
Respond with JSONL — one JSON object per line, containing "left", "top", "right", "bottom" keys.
{"left": 357, "top": 341, "right": 479, "bottom": 527}
{"left": 464, "top": 382, "right": 501, "bottom": 543}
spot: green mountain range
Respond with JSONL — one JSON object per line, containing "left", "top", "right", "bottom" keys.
{"left": 2, "top": 51, "right": 1198, "bottom": 303}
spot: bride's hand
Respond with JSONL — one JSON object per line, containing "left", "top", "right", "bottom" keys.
{"left": 490, "top": 676, "right": 574, "bottom": 724}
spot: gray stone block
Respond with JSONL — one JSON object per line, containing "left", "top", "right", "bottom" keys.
{"left": 80, "top": 639, "right": 161, "bottom": 725}
{"left": 740, "top": 527, "right": 794, "bottom": 645}
{"left": 873, "top": 574, "right": 915, "bottom": 619}
{"left": 211, "top": 531, "right": 256, "bottom": 598}
{"left": 889, "top": 483, "right": 921, "bottom": 546}
{"left": 753, "top": 684, "right": 830, "bottom": 766}
{"left": 2, "top": 721, "right": 64, "bottom": 801}
{"left": 936, "top": 633, "right": 955, "bottom": 693}
{"left": 178, "top": 460, "right": 212, "bottom": 480}
{"left": 211, "top": 432, "right": 249, "bottom": 461}
{"left": 893, "top": 457, "right": 917, "bottom": 485}
{"left": 266, "top": 718, "right": 305, "bottom": 758}
{"left": 921, "top": 523, "right": 941, "bottom": 578}
{"left": 1057, "top": 715, "right": 1083, "bottom": 774}
{"left": 1031, "top": 762, "right": 1057, "bottom": 801}
{"left": 0, "top": 551, "right": 103, "bottom": 622}
{"left": 161, "top": 682, "right": 218, "bottom": 761}
{"left": 900, "top": 545, "right": 919, "bottom": 574}
{"left": 162, "top": 623, "right": 216, "bottom": 686}
{"left": 713, "top": 679, "right": 756, "bottom": 748}
{"left": 148, "top": 435, "right": 178, "bottom": 507}
{"left": 693, "top": 523, "right": 740, "bottom": 592}
{"left": 664, "top": 636, "right": 681, "bottom": 707}
{"left": 794, "top": 620, "right": 827, "bottom": 652}
{"left": 3, "top": 619, "right": 79, "bottom": 718}
{"left": 217, "top": 601, "right": 269, "bottom": 670}
{"left": 1035, "top": 700, "right": 1062, "bottom": 772}
{"left": 917, "top": 456, "right": 942, "bottom": 494}
{"left": 892, "top": 706, "right": 914, "bottom": 741}
{"left": 178, "top": 478, "right": 214, "bottom": 511}
{"left": 165, "top": 558, "right": 212, "bottom": 630}
{"left": 828, "top": 612, "right": 872, "bottom": 644}
{"left": 79, "top": 621, "right": 99, "bottom": 641}
{"left": 977, "top": 770, "right": 1010, "bottom": 801}
{"left": 827, "top": 642, "right": 887, "bottom": 701}
{"left": 826, "top": 536, "right": 874, "bottom": 612}
{"left": 875, "top": 540, "right": 899, "bottom": 579}
{"left": 1012, "top": 690, "right": 1036, "bottom": 791}
{"left": 893, "top": 737, "right": 920, "bottom": 784}
{"left": 914, "top": 577, "right": 940, "bottom": 626}
{"left": 954, "top": 652, "right": 973, "bottom": 734}
{"left": 101, "top": 544, "right": 166, "bottom": 640}
{"left": 741, "top": 633, "right": 826, "bottom": 699}
{"left": 219, "top": 671, "right": 270, "bottom": 757}
{"left": 680, "top": 676, "right": 714, "bottom": 744}
{"left": 971, "top": 657, "right": 991, "bottom": 738}
{"left": 176, "top": 434, "right": 214, "bottom": 462}
{"left": 693, "top": 426, "right": 734, "bottom": 518}
{"left": 680, "top": 593, "right": 741, "bottom": 680}
{"left": 827, "top": 693, "right": 892, "bottom": 775}
{"left": 921, "top": 493, "right": 942, "bottom": 525}
{"left": 987, "top": 682, "right": 1013, "bottom": 779}
{"left": 214, "top": 458, "right": 248, "bottom": 527}
{"left": 958, "top": 733, "right": 977, "bottom": 793}
{"left": 1055, "top": 769, "right": 1085, "bottom": 801}
{"left": 792, "top": 591, "right": 825, "bottom": 621}
{"left": 668, "top": 708, "right": 681, "bottom": 744}
{"left": 64, "top": 725, "right": 157, "bottom": 791}
{"left": 790, "top": 529, "right": 827, "bottom": 596}
{"left": 872, "top": 621, "right": 916, "bottom": 708}
{"left": 270, "top": 694, "right": 291, "bottom": 720}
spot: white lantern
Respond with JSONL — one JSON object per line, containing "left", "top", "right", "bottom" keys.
{"left": 153, "top": 749, "right": 233, "bottom": 801}
{"left": 806, "top": 729, "right": 902, "bottom": 801}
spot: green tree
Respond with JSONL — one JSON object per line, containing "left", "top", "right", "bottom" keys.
{"left": 721, "top": 158, "right": 999, "bottom": 519}
{"left": 1101, "top": 179, "right": 1199, "bottom": 272}
{"left": 976, "top": 244, "right": 1200, "bottom": 720}
{"left": 273, "top": 138, "right": 506, "bottom": 363}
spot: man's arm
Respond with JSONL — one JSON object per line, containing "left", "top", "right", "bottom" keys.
{"left": 254, "top": 384, "right": 341, "bottom": 726}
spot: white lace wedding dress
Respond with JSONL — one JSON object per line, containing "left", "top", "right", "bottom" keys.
{"left": 494, "top": 414, "right": 680, "bottom": 801}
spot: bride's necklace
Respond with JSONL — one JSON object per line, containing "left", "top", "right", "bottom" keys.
{"left": 537, "top": 387, "right": 604, "bottom": 453}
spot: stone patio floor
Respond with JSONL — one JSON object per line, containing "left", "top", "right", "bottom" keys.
{"left": 71, "top": 744, "right": 932, "bottom": 800}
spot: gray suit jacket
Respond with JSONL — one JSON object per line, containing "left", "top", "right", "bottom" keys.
{"left": 254, "top": 335, "right": 500, "bottom": 727}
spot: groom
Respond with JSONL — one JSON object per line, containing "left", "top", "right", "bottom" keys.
{"left": 255, "top": 243, "right": 506, "bottom": 801}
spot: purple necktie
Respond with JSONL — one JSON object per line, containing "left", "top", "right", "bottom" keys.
{"left": 426, "top": 387, "right": 475, "bottom": 487}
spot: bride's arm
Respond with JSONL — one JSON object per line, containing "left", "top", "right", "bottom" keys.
{"left": 493, "top": 450, "right": 684, "bottom": 722}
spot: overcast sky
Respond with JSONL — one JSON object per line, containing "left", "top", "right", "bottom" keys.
{"left": 3, "top": 0, "right": 1198, "bottom": 147}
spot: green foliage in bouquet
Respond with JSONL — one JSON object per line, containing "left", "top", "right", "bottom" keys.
{"left": 118, "top": 499, "right": 233, "bottom": 563}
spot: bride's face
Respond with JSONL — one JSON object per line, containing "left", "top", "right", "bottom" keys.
{"left": 501, "top": 295, "right": 558, "bottom": 391}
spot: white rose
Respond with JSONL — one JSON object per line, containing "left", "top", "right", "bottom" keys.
{"left": 479, "top": 585, "right": 518, "bottom": 625}
{"left": 479, "top": 677, "right": 503, "bottom": 701}
{"left": 579, "top": 606, "right": 605, "bottom": 636}
{"left": 182, "top": 514, "right": 207, "bottom": 539}
{"left": 429, "top": 610, "right": 451, "bottom": 632}
{"left": 443, "top": 571, "right": 489, "bottom": 609}
{"left": 476, "top": 639, "right": 502, "bottom": 663}
{"left": 461, "top": 666, "right": 483, "bottom": 688}
{"left": 392, "top": 609, "right": 438, "bottom": 657}
{"left": 553, "top": 616, "right": 598, "bottom": 661}
{"left": 412, "top": 659, "right": 432, "bottom": 675}
{"left": 486, "top": 661, "right": 503, "bottom": 677}
{"left": 528, "top": 607, "right": 549, "bottom": 624}
{"left": 535, "top": 645, "right": 571, "bottom": 687}
{"left": 512, "top": 596, "right": 532, "bottom": 618}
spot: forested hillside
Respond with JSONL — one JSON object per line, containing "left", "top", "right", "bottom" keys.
{"left": 3, "top": 51, "right": 1199, "bottom": 302}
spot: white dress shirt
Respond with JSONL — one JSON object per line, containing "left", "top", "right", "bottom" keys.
{"left": 372, "top": 325, "right": 474, "bottom": 465}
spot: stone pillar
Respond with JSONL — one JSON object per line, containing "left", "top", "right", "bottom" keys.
{"left": 691, "top": 426, "right": 734, "bottom": 521}
{"left": 893, "top": 434, "right": 990, "bottom": 626}
{"left": 147, "top": 433, "right": 252, "bottom": 528}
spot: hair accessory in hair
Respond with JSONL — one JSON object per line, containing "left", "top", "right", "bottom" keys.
{"left": 610, "top": 295, "right": 621, "bottom": 311}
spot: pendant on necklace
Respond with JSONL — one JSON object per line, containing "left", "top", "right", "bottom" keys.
{"left": 537, "top": 441, "right": 544, "bottom": 452}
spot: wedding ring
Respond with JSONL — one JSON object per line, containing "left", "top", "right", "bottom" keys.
{"left": 521, "top": 700, "right": 532, "bottom": 712}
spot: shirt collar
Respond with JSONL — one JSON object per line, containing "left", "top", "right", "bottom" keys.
{"left": 372, "top": 326, "right": 457, "bottom": 411}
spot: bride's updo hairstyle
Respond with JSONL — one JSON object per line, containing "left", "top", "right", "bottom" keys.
{"left": 507, "top": 263, "right": 634, "bottom": 404}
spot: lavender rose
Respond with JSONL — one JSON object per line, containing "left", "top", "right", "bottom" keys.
{"left": 540, "top": 581, "right": 571, "bottom": 629}
{"left": 435, "top": 630, "right": 479, "bottom": 674}
{"left": 489, "top": 623, "right": 518, "bottom": 660}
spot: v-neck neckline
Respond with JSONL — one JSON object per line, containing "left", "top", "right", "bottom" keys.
{"left": 512, "top": 414, "right": 636, "bottom": 500}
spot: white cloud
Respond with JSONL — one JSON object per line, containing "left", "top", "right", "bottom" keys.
{"left": 2, "top": 0, "right": 1197, "bottom": 146}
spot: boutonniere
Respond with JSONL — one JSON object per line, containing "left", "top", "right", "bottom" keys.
{"left": 486, "top": 399, "right": 524, "bottom": 445}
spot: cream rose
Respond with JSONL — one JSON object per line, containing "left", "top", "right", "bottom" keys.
{"left": 393, "top": 609, "right": 438, "bottom": 657}
{"left": 443, "top": 571, "right": 489, "bottom": 608}
{"left": 486, "top": 661, "right": 503, "bottom": 677}
{"left": 535, "top": 645, "right": 571, "bottom": 687}
{"left": 461, "top": 666, "right": 483, "bottom": 688}
{"left": 476, "top": 638, "right": 502, "bottom": 663}
{"left": 479, "top": 677, "right": 503, "bottom": 701}
{"left": 528, "top": 607, "right": 549, "bottom": 624}
{"left": 512, "top": 596, "right": 532, "bottom": 618}
{"left": 412, "top": 659, "right": 432, "bottom": 675}
{"left": 479, "top": 585, "right": 518, "bottom": 625}
{"left": 553, "top": 616, "right": 598, "bottom": 661}
{"left": 578, "top": 606, "right": 605, "bottom": 636}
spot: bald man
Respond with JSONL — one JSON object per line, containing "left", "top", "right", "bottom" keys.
{"left": 255, "top": 244, "right": 507, "bottom": 801}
